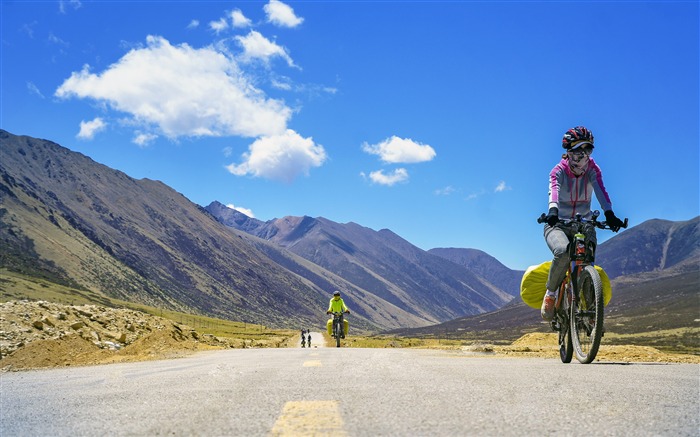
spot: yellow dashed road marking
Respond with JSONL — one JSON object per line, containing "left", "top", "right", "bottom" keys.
{"left": 270, "top": 400, "right": 345, "bottom": 436}
{"left": 303, "top": 360, "right": 322, "bottom": 367}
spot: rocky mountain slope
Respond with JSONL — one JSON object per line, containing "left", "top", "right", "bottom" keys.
{"left": 427, "top": 248, "right": 523, "bottom": 297}
{"left": 2, "top": 130, "right": 697, "bottom": 336}
{"left": 0, "top": 130, "right": 336, "bottom": 329}
{"left": 0, "top": 130, "right": 510, "bottom": 331}
{"left": 594, "top": 217, "right": 699, "bottom": 277}
{"left": 206, "top": 201, "right": 513, "bottom": 323}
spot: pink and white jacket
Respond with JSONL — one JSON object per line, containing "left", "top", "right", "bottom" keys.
{"left": 548, "top": 157, "right": 613, "bottom": 220}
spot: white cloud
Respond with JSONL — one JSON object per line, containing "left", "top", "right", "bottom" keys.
{"left": 226, "top": 203, "right": 255, "bottom": 218}
{"left": 20, "top": 22, "right": 37, "bottom": 39}
{"left": 59, "top": 0, "right": 81, "bottom": 14}
{"left": 495, "top": 181, "right": 511, "bottom": 192}
{"left": 187, "top": 20, "right": 200, "bottom": 29}
{"left": 77, "top": 117, "right": 106, "bottom": 140}
{"left": 27, "top": 82, "right": 44, "bottom": 98}
{"left": 133, "top": 132, "right": 158, "bottom": 147}
{"left": 362, "top": 136, "right": 436, "bottom": 164}
{"left": 271, "top": 77, "right": 293, "bottom": 90}
{"left": 235, "top": 31, "right": 297, "bottom": 68}
{"left": 209, "top": 17, "right": 228, "bottom": 34}
{"left": 48, "top": 32, "right": 69, "bottom": 47}
{"left": 226, "top": 129, "right": 326, "bottom": 183}
{"left": 434, "top": 185, "right": 456, "bottom": 196}
{"left": 366, "top": 168, "right": 409, "bottom": 186}
{"left": 55, "top": 36, "right": 291, "bottom": 140}
{"left": 264, "top": 0, "right": 304, "bottom": 28}
{"left": 231, "top": 9, "right": 252, "bottom": 28}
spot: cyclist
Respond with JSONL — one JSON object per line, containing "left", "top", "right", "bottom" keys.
{"left": 541, "top": 126, "right": 625, "bottom": 321}
{"left": 326, "top": 290, "right": 350, "bottom": 337}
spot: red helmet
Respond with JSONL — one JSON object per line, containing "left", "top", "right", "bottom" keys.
{"left": 562, "top": 126, "right": 595, "bottom": 150}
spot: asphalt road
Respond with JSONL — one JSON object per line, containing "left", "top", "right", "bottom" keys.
{"left": 297, "top": 331, "right": 325, "bottom": 349}
{"left": 1, "top": 347, "right": 698, "bottom": 436}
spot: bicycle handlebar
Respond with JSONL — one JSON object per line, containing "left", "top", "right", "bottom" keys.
{"left": 537, "top": 210, "right": 628, "bottom": 230}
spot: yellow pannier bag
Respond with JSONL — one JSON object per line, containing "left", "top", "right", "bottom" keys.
{"left": 520, "top": 261, "right": 612, "bottom": 309}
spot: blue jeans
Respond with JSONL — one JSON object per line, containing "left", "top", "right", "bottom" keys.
{"left": 543, "top": 224, "right": 597, "bottom": 292}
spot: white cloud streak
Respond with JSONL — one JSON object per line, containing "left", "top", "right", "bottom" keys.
{"left": 264, "top": 0, "right": 304, "bottom": 28}
{"left": 226, "top": 129, "right": 326, "bottom": 183}
{"left": 59, "top": 0, "right": 81, "bottom": 14}
{"left": 55, "top": 35, "right": 292, "bottom": 140}
{"left": 27, "top": 82, "right": 44, "bottom": 98}
{"left": 362, "top": 136, "right": 436, "bottom": 164}
{"left": 434, "top": 185, "right": 456, "bottom": 196}
{"left": 495, "top": 181, "right": 511, "bottom": 192}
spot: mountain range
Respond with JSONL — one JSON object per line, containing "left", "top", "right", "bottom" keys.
{"left": 1, "top": 129, "right": 698, "bottom": 335}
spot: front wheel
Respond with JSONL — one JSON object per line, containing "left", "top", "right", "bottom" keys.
{"left": 571, "top": 265, "right": 604, "bottom": 363}
{"left": 334, "top": 320, "right": 341, "bottom": 348}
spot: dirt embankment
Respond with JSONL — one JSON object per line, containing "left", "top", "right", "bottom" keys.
{"left": 485, "top": 333, "right": 700, "bottom": 363}
{"left": 0, "top": 300, "right": 291, "bottom": 371}
{"left": 2, "top": 301, "right": 697, "bottom": 371}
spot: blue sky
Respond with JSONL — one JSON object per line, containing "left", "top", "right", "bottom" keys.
{"left": 2, "top": 0, "right": 698, "bottom": 270}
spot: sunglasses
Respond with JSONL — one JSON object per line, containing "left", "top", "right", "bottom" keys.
{"left": 568, "top": 148, "right": 592, "bottom": 158}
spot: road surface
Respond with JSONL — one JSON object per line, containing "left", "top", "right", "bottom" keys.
{"left": 1, "top": 348, "right": 698, "bottom": 436}
{"left": 297, "top": 331, "right": 325, "bottom": 348}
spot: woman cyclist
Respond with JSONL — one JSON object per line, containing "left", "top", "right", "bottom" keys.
{"left": 541, "top": 126, "right": 626, "bottom": 321}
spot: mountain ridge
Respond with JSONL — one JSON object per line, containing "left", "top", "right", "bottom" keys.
{"left": 2, "top": 130, "right": 698, "bottom": 336}
{"left": 206, "top": 201, "right": 515, "bottom": 322}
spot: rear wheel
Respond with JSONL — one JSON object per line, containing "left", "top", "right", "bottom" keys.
{"left": 571, "top": 266, "right": 604, "bottom": 363}
{"left": 558, "top": 316, "right": 573, "bottom": 363}
{"left": 559, "top": 328, "right": 573, "bottom": 363}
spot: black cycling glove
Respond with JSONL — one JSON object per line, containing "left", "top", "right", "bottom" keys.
{"left": 545, "top": 207, "right": 559, "bottom": 227}
{"left": 604, "top": 210, "right": 625, "bottom": 232}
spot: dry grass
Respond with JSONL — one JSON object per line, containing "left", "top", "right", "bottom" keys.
{"left": 323, "top": 332, "right": 700, "bottom": 364}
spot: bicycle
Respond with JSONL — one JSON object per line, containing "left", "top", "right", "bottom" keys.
{"left": 330, "top": 312, "right": 347, "bottom": 348}
{"left": 538, "top": 210, "right": 628, "bottom": 364}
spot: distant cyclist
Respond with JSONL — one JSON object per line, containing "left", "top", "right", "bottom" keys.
{"left": 326, "top": 290, "right": 350, "bottom": 337}
{"left": 541, "top": 126, "right": 625, "bottom": 321}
